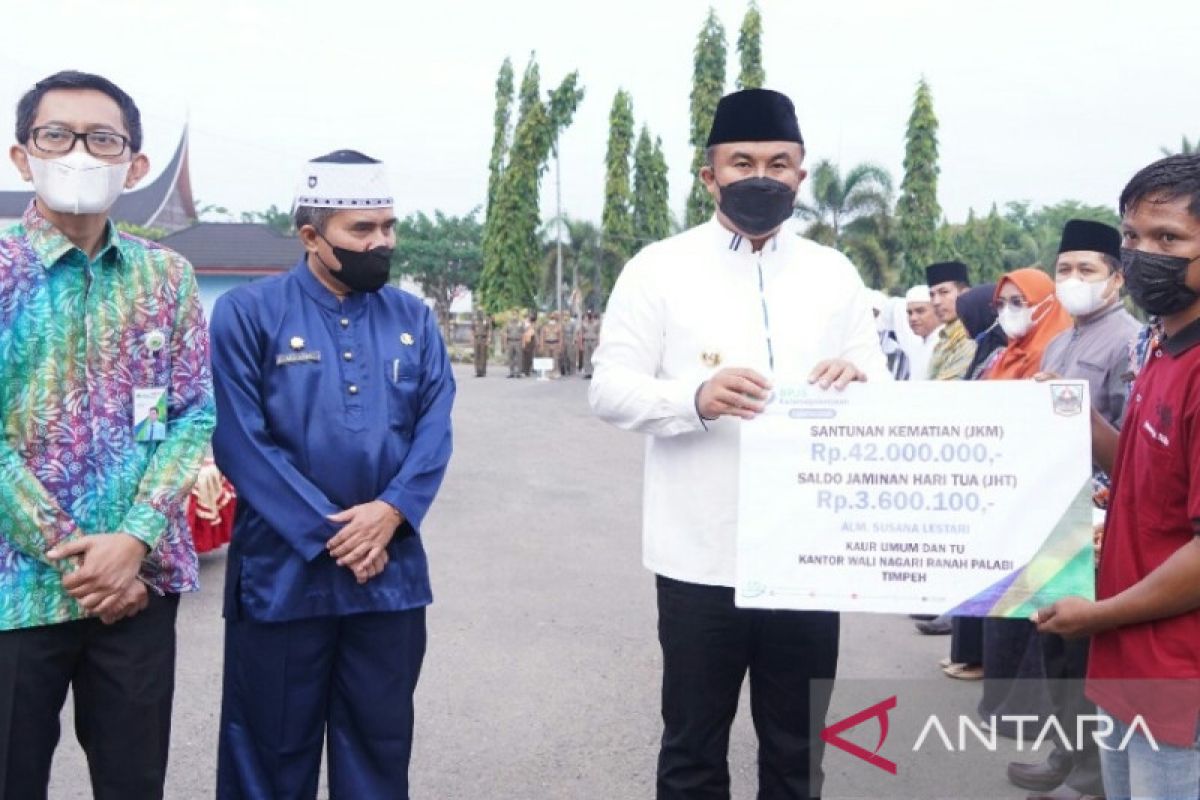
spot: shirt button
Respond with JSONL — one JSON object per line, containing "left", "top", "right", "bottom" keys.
{"left": 340, "top": 318, "right": 350, "bottom": 328}
{"left": 348, "top": 384, "right": 359, "bottom": 395}
{"left": 343, "top": 351, "right": 353, "bottom": 361}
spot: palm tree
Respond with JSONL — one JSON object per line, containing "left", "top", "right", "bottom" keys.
{"left": 1161, "top": 136, "right": 1198, "bottom": 156}
{"left": 794, "top": 160, "right": 894, "bottom": 241}
{"left": 538, "top": 215, "right": 602, "bottom": 311}
{"left": 842, "top": 212, "right": 900, "bottom": 290}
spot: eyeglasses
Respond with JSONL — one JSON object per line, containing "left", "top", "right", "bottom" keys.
{"left": 30, "top": 126, "right": 130, "bottom": 158}
{"left": 992, "top": 296, "right": 1029, "bottom": 312}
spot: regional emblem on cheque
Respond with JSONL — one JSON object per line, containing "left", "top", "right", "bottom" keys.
{"left": 1050, "top": 383, "right": 1084, "bottom": 416}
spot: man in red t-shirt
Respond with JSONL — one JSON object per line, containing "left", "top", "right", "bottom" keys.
{"left": 1037, "top": 153, "right": 1200, "bottom": 800}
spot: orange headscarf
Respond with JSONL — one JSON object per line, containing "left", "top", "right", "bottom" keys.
{"left": 985, "top": 268, "right": 1073, "bottom": 380}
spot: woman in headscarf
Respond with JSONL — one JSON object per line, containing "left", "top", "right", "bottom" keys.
{"left": 977, "top": 267, "right": 1073, "bottom": 732}
{"left": 958, "top": 283, "right": 1007, "bottom": 381}
{"left": 984, "top": 268, "right": 1074, "bottom": 380}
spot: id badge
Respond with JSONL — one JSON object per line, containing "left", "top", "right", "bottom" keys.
{"left": 133, "top": 386, "right": 168, "bottom": 442}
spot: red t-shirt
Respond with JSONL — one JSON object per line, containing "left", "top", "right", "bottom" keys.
{"left": 1087, "top": 318, "right": 1200, "bottom": 747}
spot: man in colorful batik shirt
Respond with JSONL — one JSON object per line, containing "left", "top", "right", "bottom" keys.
{"left": 0, "top": 71, "right": 213, "bottom": 799}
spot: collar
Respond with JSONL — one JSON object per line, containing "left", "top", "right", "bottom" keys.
{"left": 708, "top": 216, "right": 787, "bottom": 256}
{"left": 939, "top": 319, "right": 966, "bottom": 342}
{"left": 293, "top": 255, "right": 368, "bottom": 313}
{"left": 1161, "top": 315, "right": 1200, "bottom": 358}
{"left": 22, "top": 200, "right": 123, "bottom": 269}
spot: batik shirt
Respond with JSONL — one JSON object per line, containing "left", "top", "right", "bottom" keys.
{"left": 928, "top": 319, "right": 977, "bottom": 380}
{"left": 0, "top": 202, "right": 214, "bottom": 630}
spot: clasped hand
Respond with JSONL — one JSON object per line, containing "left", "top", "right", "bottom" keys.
{"left": 327, "top": 500, "right": 402, "bottom": 584}
{"left": 47, "top": 533, "right": 150, "bottom": 624}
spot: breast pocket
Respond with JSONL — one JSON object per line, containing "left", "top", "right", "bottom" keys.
{"left": 386, "top": 356, "right": 421, "bottom": 433}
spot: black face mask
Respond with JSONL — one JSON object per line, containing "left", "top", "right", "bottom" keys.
{"left": 716, "top": 177, "right": 797, "bottom": 237}
{"left": 1120, "top": 247, "right": 1200, "bottom": 316}
{"left": 319, "top": 236, "right": 393, "bottom": 294}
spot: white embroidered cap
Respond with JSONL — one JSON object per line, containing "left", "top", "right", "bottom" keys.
{"left": 293, "top": 150, "right": 392, "bottom": 209}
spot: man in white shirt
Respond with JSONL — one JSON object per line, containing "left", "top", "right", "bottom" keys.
{"left": 902, "top": 285, "right": 941, "bottom": 380}
{"left": 589, "top": 88, "right": 887, "bottom": 800}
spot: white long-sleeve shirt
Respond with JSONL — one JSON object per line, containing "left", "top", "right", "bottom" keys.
{"left": 589, "top": 218, "right": 889, "bottom": 587}
{"left": 882, "top": 296, "right": 941, "bottom": 380}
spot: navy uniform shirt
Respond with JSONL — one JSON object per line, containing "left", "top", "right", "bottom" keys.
{"left": 211, "top": 258, "right": 455, "bottom": 622}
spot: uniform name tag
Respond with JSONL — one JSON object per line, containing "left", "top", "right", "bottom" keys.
{"left": 276, "top": 351, "right": 322, "bottom": 366}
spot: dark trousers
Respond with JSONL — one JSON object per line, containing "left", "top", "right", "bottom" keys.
{"left": 950, "top": 615, "right": 983, "bottom": 665}
{"left": 217, "top": 608, "right": 426, "bottom": 800}
{"left": 1041, "top": 633, "right": 1103, "bottom": 795}
{"left": 0, "top": 592, "right": 180, "bottom": 800}
{"left": 656, "top": 575, "right": 839, "bottom": 800}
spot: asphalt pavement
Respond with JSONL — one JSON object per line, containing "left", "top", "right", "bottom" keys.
{"left": 47, "top": 364, "right": 1034, "bottom": 799}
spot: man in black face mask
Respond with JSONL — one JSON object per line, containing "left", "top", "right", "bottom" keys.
{"left": 209, "top": 150, "right": 455, "bottom": 799}
{"left": 1035, "top": 153, "right": 1200, "bottom": 800}
{"left": 591, "top": 89, "right": 886, "bottom": 800}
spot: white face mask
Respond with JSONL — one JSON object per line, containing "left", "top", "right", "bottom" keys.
{"left": 1056, "top": 276, "right": 1113, "bottom": 318}
{"left": 997, "top": 305, "right": 1033, "bottom": 339}
{"left": 26, "top": 150, "right": 130, "bottom": 215}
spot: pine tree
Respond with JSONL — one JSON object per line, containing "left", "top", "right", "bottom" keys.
{"left": 633, "top": 125, "right": 672, "bottom": 251}
{"left": 476, "top": 55, "right": 584, "bottom": 312}
{"left": 979, "top": 203, "right": 1008, "bottom": 281}
{"left": 736, "top": 1, "right": 765, "bottom": 90}
{"left": 480, "top": 58, "right": 514, "bottom": 313}
{"left": 896, "top": 78, "right": 941, "bottom": 287}
{"left": 601, "top": 90, "right": 635, "bottom": 294}
{"left": 686, "top": 8, "right": 727, "bottom": 228}
{"left": 485, "top": 58, "right": 514, "bottom": 225}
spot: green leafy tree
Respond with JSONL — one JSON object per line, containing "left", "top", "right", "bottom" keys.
{"left": 480, "top": 58, "right": 519, "bottom": 313}
{"left": 538, "top": 215, "right": 602, "bottom": 309}
{"left": 936, "top": 206, "right": 1006, "bottom": 283}
{"left": 1161, "top": 135, "right": 1197, "bottom": 156}
{"left": 794, "top": 159, "right": 893, "bottom": 242}
{"left": 484, "top": 58, "right": 515, "bottom": 229}
{"left": 896, "top": 78, "right": 942, "bottom": 286}
{"left": 934, "top": 199, "right": 1120, "bottom": 286}
{"left": 794, "top": 160, "right": 897, "bottom": 290}
{"left": 686, "top": 8, "right": 727, "bottom": 228}
{"left": 195, "top": 200, "right": 231, "bottom": 222}
{"left": 1024, "top": 200, "right": 1120, "bottom": 270}
{"left": 394, "top": 208, "right": 484, "bottom": 335}
{"left": 240, "top": 204, "right": 292, "bottom": 234}
{"left": 115, "top": 221, "right": 168, "bottom": 241}
{"left": 841, "top": 211, "right": 902, "bottom": 291}
{"left": 736, "top": 1, "right": 765, "bottom": 90}
{"left": 476, "top": 55, "right": 584, "bottom": 313}
{"left": 601, "top": 90, "right": 636, "bottom": 294}
{"left": 632, "top": 125, "right": 672, "bottom": 254}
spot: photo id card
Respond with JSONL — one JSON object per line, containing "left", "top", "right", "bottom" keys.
{"left": 133, "top": 386, "right": 169, "bottom": 442}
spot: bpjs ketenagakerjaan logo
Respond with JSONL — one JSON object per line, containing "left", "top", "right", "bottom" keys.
{"left": 820, "top": 695, "right": 1159, "bottom": 775}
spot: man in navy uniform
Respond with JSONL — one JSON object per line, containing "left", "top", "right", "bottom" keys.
{"left": 210, "top": 150, "right": 455, "bottom": 799}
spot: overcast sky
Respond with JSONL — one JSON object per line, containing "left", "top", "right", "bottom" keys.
{"left": 0, "top": 0, "right": 1195, "bottom": 228}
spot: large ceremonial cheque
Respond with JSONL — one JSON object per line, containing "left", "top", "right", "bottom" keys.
{"left": 735, "top": 381, "right": 1095, "bottom": 617}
